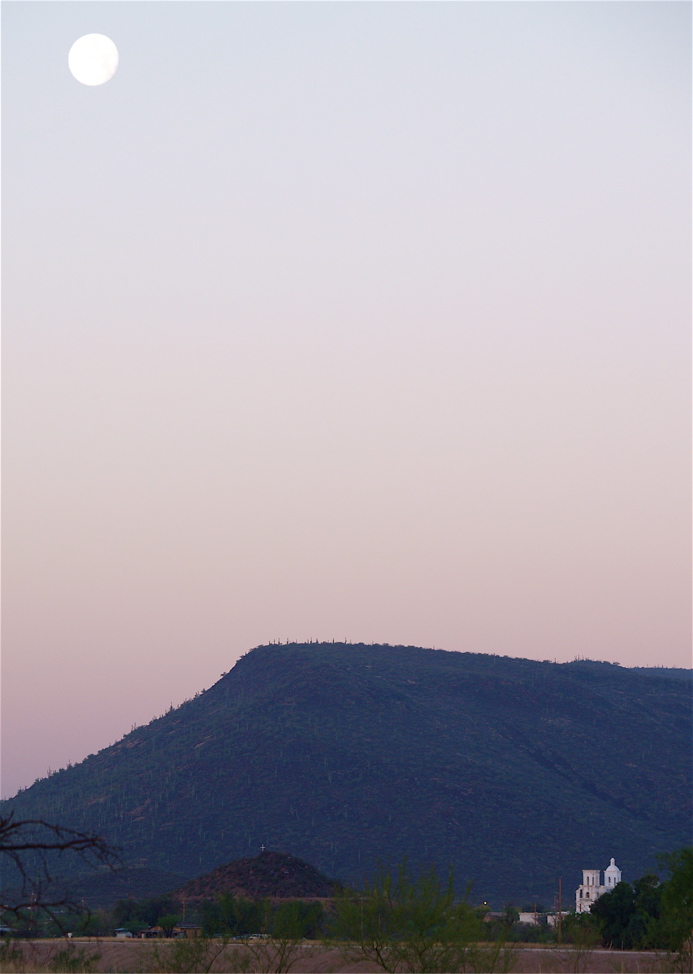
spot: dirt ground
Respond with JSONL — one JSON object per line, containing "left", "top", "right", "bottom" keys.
{"left": 2, "top": 938, "right": 685, "bottom": 974}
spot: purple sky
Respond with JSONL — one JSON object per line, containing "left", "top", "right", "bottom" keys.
{"left": 2, "top": 2, "right": 690, "bottom": 800}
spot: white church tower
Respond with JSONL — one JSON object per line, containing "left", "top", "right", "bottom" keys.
{"left": 604, "top": 858, "right": 622, "bottom": 889}
{"left": 575, "top": 858, "right": 622, "bottom": 914}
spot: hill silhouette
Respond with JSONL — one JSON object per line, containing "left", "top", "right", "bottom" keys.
{"left": 2, "top": 643, "right": 691, "bottom": 906}
{"left": 173, "top": 850, "right": 337, "bottom": 902}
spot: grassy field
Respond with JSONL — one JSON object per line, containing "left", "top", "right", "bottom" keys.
{"left": 0, "top": 938, "right": 685, "bottom": 973}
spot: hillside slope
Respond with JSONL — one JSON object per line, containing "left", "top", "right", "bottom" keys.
{"left": 173, "top": 849, "right": 337, "bottom": 902}
{"left": 2, "top": 644, "right": 691, "bottom": 905}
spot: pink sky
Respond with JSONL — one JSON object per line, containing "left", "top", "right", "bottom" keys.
{"left": 2, "top": 2, "right": 690, "bottom": 799}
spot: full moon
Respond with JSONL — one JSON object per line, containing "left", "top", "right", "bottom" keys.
{"left": 68, "top": 34, "right": 118, "bottom": 86}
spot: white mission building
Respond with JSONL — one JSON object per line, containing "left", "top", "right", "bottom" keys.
{"left": 575, "top": 858, "right": 622, "bottom": 914}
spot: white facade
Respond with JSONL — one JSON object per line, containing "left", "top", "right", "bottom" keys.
{"left": 575, "top": 858, "right": 622, "bottom": 913}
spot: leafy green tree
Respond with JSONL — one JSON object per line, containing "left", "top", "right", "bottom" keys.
{"left": 590, "top": 881, "right": 637, "bottom": 949}
{"left": 233, "top": 896, "right": 267, "bottom": 936}
{"left": 561, "top": 912, "right": 601, "bottom": 949}
{"left": 502, "top": 906, "right": 519, "bottom": 926}
{"left": 634, "top": 874, "right": 662, "bottom": 917}
{"left": 72, "top": 909, "right": 110, "bottom": 937}
{"left": 628, "top": 874, "right": 663, "bottom": 949}
{"left": 657, "top": 846, "right": 693, "bottom": 968}
{"left": 200, "top": 897, "right": 227, "bottom": 937}
{"left": 199, "top": 893, "right": 273, "bottom": 939}
{"left": 554, "top": 913, "right": 601, "bottom": 974}
{"left": 330, "top": 859, "right": 483, "bottom": 973}
{"left": 271, "top": 900, "right": 323, "bottom": 940}
{"left": 157, "top": 913, "right": 180, "bottom": 937}
{"left": 585, "top": 848, "right": 692, "bottom": 964}
{"left": 113, "top": 894, "right": 177, "bottom": 929}
{"left": 588, "top": 871, "right": 668, "bottom": 951}
{"left": 220, "top": 899, "right": 324, "bottom": 974}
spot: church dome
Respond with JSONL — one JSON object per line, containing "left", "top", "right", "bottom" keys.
{"left": 604, "top": 858, "right": 621, "bottom": 886}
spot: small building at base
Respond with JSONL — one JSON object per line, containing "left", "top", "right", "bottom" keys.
{"left": 575, "top": 858, "right": 622, "bottom": 914}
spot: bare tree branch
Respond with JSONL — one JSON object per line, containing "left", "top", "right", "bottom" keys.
{"left": 0, "top": 812, "right": 119, "bottom": 921}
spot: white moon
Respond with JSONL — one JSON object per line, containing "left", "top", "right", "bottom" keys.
{"left": 68, "top": 34, "right": 118, "bottom": 86}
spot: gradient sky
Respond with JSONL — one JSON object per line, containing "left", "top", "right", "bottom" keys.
{"left": 2, "top": 1, "right": 690, "bottom": 800}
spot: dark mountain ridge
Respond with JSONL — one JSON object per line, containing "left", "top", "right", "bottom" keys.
{"left": 2, "top": 643, "right": 691, "bottom": 906}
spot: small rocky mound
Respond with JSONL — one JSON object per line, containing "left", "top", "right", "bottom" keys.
{"left": 173, "top": 850, "right": 337, "bottom": 902}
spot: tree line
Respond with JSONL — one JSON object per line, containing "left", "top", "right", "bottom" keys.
{"left": 2, "top": 810, "right": 691, "bottom": 972}
{"left": 564, "top": 847, "right": 693, "bottom": 955}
